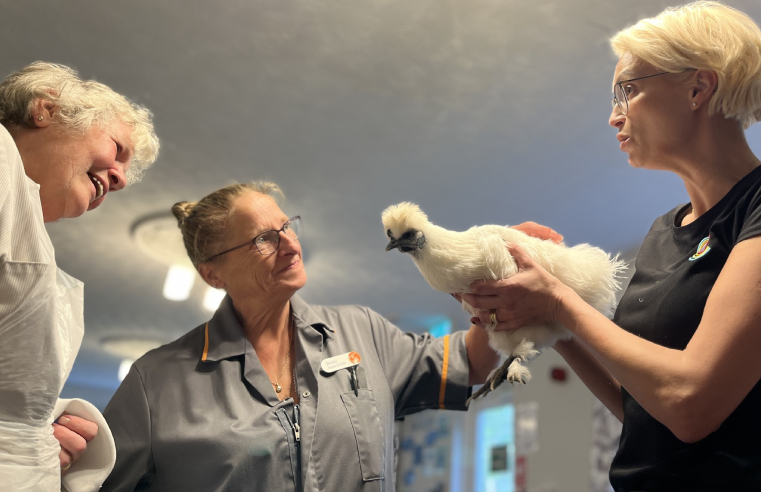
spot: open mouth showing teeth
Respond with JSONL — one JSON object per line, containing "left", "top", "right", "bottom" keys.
{"left": 88, "top": 173, "right": 105, "bottom": 201}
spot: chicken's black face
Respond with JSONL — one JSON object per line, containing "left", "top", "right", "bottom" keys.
{"left": 385, "top": 228, "right": 426, "bottom": 255}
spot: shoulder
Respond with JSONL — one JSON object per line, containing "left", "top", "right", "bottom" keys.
{"left": 305, "top": 302, "right": 377, "bottom": 327}
{"left": 0, "top": 124, "right": 15, "bottom": 156}
{"left": 0, "top": 125, "right": 21, "bottom": 190}
{"left": 302, "top": 301, "right": 397, "bottom": 335}
{"left": 132, "top": 323, "right": 207, "bottom": 376}
{"left": 652, "top": 204, "right": 684, "bottom": 233}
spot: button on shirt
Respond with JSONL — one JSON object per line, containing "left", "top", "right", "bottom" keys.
{"left": 102, "top": 294, "right": 471, "bottom": 492}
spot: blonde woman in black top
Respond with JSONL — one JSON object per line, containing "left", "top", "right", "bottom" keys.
{"left": 464, "top": 2, "right": 761, "bottom": 490}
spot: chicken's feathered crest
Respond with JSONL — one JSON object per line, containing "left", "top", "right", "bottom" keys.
{"left": 382, "top": 202, "right": 429, "bottom": 239}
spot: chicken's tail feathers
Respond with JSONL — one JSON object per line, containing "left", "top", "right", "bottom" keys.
{"left": 512, "top": 339, "right": 539, "bottom": 362}
{"left": 609, "top": 253, "right": 630, "bottom": 289}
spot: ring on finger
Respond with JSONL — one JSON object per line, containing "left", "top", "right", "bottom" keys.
{"left": 489, "top": 309, "right": 498, "bottom": 325}
{"left": 61, "top": 462, "right": 72, "bottom": 472}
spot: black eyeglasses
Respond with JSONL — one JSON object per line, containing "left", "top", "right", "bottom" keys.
{"left": 611, "top": 72, "right": 670, "bottom": 115}
{"left": 205, "top": 216, "right": 301, "bottom": 262}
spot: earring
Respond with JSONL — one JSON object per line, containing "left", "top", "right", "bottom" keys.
{"left": 37, "top": 116, "right": 43, "bottom": 121}
{"left": 693, "top": 103, "right": 697, "bottom": 106}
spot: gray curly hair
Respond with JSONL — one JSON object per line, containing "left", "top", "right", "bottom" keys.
{"left": 0, "top": 61, "right": 159, "bottom": 184}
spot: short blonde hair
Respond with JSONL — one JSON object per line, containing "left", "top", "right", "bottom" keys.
{"left": 611, "top": 1, "right": 761, "bottom": 128}
{"left": 0, "top": 61, "right": 159, "bottom": 183}
{"left": 172, "top": 181, "right": 284, "bottom": 268}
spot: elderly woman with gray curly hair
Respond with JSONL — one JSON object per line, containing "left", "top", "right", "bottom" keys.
{"left": 0, "top": 61, "right": 158, "bottom": 491}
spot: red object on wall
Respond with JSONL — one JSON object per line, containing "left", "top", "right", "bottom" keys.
{"left": 550, "top": 366, "right": 567, "bottom": 382}
{"left": 516, "top": 455, "right": 527, "bottom": 492}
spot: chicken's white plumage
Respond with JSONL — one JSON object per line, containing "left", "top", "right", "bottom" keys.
{"left": 382, "top": 202, "right": 625, "bottom": 402}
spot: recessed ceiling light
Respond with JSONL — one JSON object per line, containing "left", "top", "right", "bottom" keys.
{"left": 131, "top": 212, "right": 192, "bottom": 267}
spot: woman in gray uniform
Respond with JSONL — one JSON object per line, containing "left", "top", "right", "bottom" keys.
{"left": 464, "top": 2, "right": 761, "bottom": 490}
{"left": 102, "top": 181, "right": 529, "bottom": 491}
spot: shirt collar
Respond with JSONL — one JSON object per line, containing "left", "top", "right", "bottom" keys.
{"left": 201, "top": 293, "right": 335, "bottom": 363}
{"left": 290, "top": 294, "right": 335, "bottom": 340}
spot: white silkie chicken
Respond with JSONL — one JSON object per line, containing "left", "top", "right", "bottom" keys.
{"left": 382, "top": 202, "right": 625, "bottom": 403}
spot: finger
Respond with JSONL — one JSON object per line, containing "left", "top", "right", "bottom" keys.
{"left": 460, "top": 293, "right": 500, "bottom": 310}
{"left": 506, "top": 243, "right": 535, "bottom": 271}
{"left": 471, "top": 312, "right": 519, "bottom": 332}
{"left": 469, "top": 279, "right": 502, "bottom": 295}
{"left": 511, "top": 222, "right": 564, "bottom": 244}
{"left": 492, "top": 319, "right": 522, "bottom": 332}
{"left": 56, "top": 413, "right": 98, "bottom": 442}
{"left": 59, "top": 448, "right": 72, "bottom": 470}
{"left": 53, "top": 423, "right": 88, "bottom": 463}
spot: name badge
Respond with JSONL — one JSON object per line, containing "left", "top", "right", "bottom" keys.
{"left": 321, "top": 351, "right": 361, "bottom": 373}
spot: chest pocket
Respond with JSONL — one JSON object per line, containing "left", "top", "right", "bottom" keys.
{"left": 340, "top": 389, "right": 385, "bottom": 481}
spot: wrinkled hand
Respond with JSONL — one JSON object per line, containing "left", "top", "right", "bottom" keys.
{"left": 460, "top": 244, "right": 571, "bottom": 331}
{"left": 53, "top": 413, "right": 99, "bottom": 472}
{"left": 511, "top": 221, "right": 563, "bottom": 244}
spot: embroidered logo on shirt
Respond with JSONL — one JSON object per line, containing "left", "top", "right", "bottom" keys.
{"left": 688, "top": 235, "right": 711, "bottom": 261}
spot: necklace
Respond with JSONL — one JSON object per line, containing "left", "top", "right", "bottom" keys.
{"left": 272, "top": 316, "right": 293, "bottom": 394}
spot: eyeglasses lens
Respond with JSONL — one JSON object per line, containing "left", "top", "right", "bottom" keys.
{"left": 287, "top": 217, "right": 301, "bottom": 239}
{"left": 255, "top": 217, "right": 301, "bottom": 255}
{"left": 613, "top": 84, "right": 627, "bottom": 115}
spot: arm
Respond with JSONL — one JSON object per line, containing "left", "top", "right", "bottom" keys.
{"left": 464, "top": 239, "right": 761, "bottom": 443}
{"left": 553, "top": 337, "right": 623, "bottom": 421}
{"left": 465, "top": 323, "right": 500, "bottom": 385}
{"left": 365, "top": 308, "right": 471, "bottom": 416}
{"left": 101, "top": 365, "right": 155, "bottom": 492}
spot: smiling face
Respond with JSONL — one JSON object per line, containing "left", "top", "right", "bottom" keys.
{"left": 204, "top": 192, "right": 307, "bottom": 303}
{"left": 609, "top": 53, "right": 696, "bottom": 171}
{"left": 13, "top": 116, "right": 133, "bottom": 222}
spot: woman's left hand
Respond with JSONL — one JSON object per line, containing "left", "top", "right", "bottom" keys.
{"left": 53, "top": 412, "right": 99, "bottom": 473}
{"left": 460, "top": 244, "right": 571, "bottom": 331}
{"left": 511, "top": 221, "right": 564, "bottom": 244}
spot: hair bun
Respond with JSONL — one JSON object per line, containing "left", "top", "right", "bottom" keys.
{"left": 171, "top": 201, "right": 196, "bottom": 227}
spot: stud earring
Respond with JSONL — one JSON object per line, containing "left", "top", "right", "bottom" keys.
{"left": 693, "top": 103, "right": 697, "bottom": 106}
{"left": 37, "top": 116, "right": 43, "bottom": 121}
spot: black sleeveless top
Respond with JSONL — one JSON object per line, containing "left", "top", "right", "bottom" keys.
{"left": 609, "top": 165, "right": 761, "bottom": 491}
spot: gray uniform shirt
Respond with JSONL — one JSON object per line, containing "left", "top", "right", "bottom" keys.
{"left": 101, "top": 295, "right": 471, "bottom": 492}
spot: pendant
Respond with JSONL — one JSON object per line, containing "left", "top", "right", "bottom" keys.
{"left": 275, "top": 383, "right": 282, "bottom": 393}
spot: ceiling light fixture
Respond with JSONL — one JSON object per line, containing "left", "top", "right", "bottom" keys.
{"left": 131, "top": 212, "right": 190, "bottom": 266}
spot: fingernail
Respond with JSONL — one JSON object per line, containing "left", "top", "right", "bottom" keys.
{"left": 58, "top": 416, "right": 70, "bottom": 425}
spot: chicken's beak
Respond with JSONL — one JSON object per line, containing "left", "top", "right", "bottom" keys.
{"left": 385, "top": 239, "right": 399, "bottom": 251}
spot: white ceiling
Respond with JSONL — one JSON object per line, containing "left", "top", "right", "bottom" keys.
{"left": 4, "top": 0, "right": 761, "bottom": 399}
